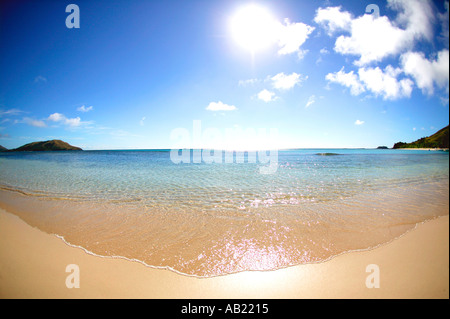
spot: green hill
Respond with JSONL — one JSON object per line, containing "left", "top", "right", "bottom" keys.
{"left": 0, "top": 145, "right": 7, "bottom": 151}
{"left": 393, "top": 126, "right": 449, "bottom": 149}
{"left": 10, "top": 140, "right": 82, "bottom": 151}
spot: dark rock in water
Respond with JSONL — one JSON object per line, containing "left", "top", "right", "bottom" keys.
{"left": 377, "top": 146, "right": 389, "bottom": 149}
{"left": 9, "top": 140, "right": 82, "bottom": 151}
{"left": 315, "top": 152, "right": 340, "bottom": 156}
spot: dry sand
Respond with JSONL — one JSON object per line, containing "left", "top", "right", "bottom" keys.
{"left": 0, "top": 207, "right": 448, "bottom": 299}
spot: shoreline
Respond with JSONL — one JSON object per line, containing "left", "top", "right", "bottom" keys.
{"left": 1, "top": 177, "right": 448, "bottom": 278}
{"left": 392, "top": 148, "right": 449, "bottom": 151}
{"left": 0, "top": 207, "right": 448, "bottom": 298}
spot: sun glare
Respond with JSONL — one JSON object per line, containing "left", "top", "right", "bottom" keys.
{"left": 230, "top": 4, "right": 279, "bottom": 54}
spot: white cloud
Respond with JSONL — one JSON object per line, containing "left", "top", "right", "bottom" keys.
{"left": 305, "top": 95, "right": 316, "bottom": 108}
{"left": 140, "top": 117, "right": 146, "bottom": 126}
{"left": 327, "top": 65, "right": 414, "bottom": 100}
{"left": 316, "top": 0, "right": 436, "bottom": 66}
{"left": 48, "top": 113, "right": 84, "bottom": 127}
{"left": 77, "top": 105, "right": 93, "bottom": 112}
{"left": 358, "top": 65, "right": 414, "bottom": 100}
{"left": 389, "top": 0, "right": 435, "bottom": 41}
{"left": 48, "top": 113, "right": 65, "bottom": 122}
{"left": 399, "top": 78, "right": 415, "bottom": 97}
{"left": 271, "top": 72, "right": 306, "bottom": 90}
{"left": 277, "top": 19, "right": 315, "bottom": 55}
{"left": 400, "top": 49, "right": 449, "bottom": 95}
{"left": 257, "top": 89, "right": 277, "bottom": 102}
{"left": 206, "top": 101, "right": 237, "bottom": 111}
{"left": 325, "top": 67, "right": 365, "bottom": 96}
{"left": 316, "top": 0, "right": 449, "bottom": 101}
{"left": 314, "top": 6, "right": 352, "bottom": 35}
{"left": 355, "top": 119, "right": 365, "bottom": 125}
{"left": 65, "top": 117, "right": 81, "bottom": 127}
{"left": 334, "top": 14, "right": 409, "bottom": 66}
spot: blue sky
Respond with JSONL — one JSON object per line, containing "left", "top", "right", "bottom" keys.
{"left": 0, "top": 0, "right": 448, "bottom": 150}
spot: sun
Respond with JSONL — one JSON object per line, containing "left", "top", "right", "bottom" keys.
{"left": 230, "top": 4, "right": 279, "bottom": 54}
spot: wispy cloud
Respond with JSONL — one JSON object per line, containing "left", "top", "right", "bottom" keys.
{"left": 305, "top": 95, "right": 316, "bottom": 108}
{"left": 34, "top": 75, "right": 47, "bottom": 83}
{"left": 140, "top": 117, "right": 146, "bottom": 126}
{"left": 23, "top": 117, "right": 47, "bottom": 128}
{"left": 0, "top": 108, "right": 24, "bottom": 117}
{"left": 206, "top": 101, "right": 237, "bottom": 111}
{"left": 438, "top": 1, "right": 449, "bottom": 43}
{"left": 238, "top": 78, "right": 259, "bottom": 87}
{"left": 109, "top": 129, "right": 144, "bottom": 140}
{"left": 355, "top": 119, "right": 365, "bottom": 125}
{"left": 77, "top": 105, "right": 94, "bottom": 112}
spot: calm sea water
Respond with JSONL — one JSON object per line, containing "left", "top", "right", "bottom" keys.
{"left": 0, "top": 149, "right": 448, "bottom": 277}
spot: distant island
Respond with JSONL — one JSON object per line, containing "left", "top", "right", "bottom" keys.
{"left": 393, "top": 125, "right": 449, "bottom": 149}
{"left": 0, "top": 145, "right": 7, "bottom": 152}
{"left": 5, "top": 140, "right": 82, "bottom": 152}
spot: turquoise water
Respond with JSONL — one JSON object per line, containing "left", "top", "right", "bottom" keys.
{"left": 0, "top": 149, "right": 448, "bottom": 207}
{"left": 0, "top": 149, "right": 448, "bottom": 276}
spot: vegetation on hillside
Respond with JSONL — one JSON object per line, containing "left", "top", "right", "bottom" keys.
{"left": 393, "top": 126, "right": 449, "bottom": 149}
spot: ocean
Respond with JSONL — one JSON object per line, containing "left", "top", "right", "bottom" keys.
{"left": 0, "top": 149, "right": 448, "bottom": 277}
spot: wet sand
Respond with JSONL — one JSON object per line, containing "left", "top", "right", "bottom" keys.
{"left": 0, "top": 207, "right": 448, "bottom": 299}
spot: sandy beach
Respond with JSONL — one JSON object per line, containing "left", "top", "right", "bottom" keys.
{"left": 0, "top": 207, "right": 448, "bottom": 299}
